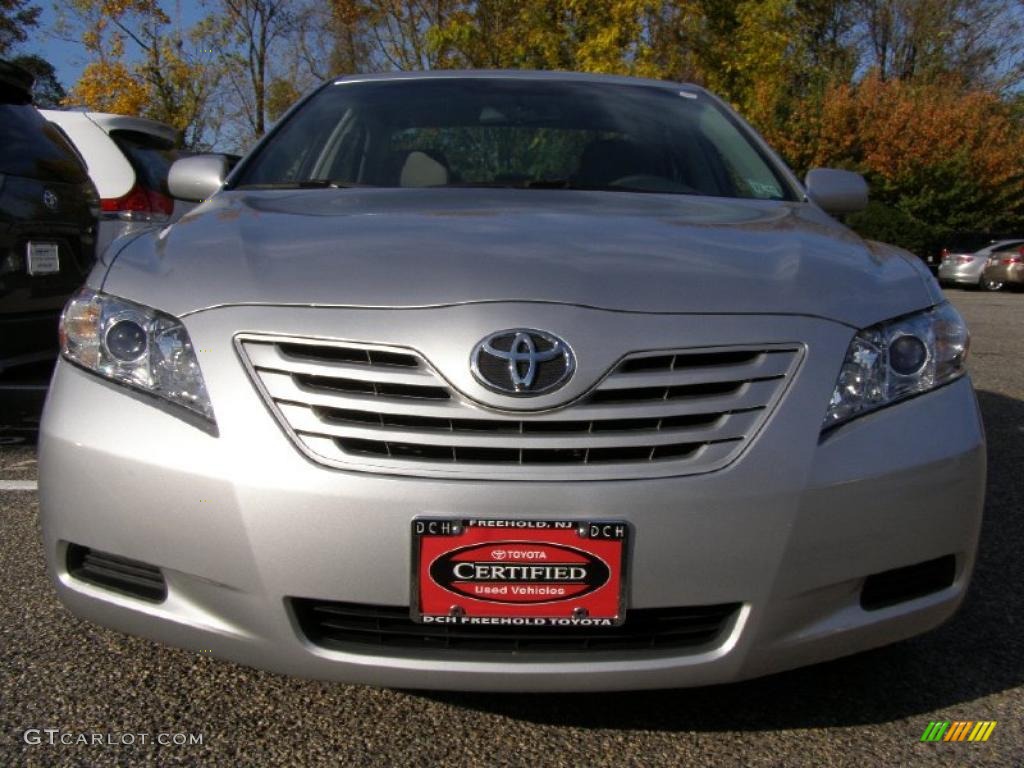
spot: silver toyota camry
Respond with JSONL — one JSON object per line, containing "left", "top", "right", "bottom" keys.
{"left": 39, "top": 71, "right": 985, "bottom": 692}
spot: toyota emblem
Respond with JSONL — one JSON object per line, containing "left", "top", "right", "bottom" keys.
{"left": 471, "top": 329, "right": 575, "bottom": 396}
{"left": 42, "top": 189, "right": 59, "bottom": 210}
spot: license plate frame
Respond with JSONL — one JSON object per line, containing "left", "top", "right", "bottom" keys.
{"left": 26, "top": 241, "right": 60, "bottom": 276}
{"left": 411, "top": 518, "right": 629, "bottom": 627}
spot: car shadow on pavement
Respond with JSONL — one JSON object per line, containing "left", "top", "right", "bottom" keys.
{"left": 418, "top": 388, "right": 1023, "bottom": 731}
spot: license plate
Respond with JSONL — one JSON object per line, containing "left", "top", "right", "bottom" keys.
{"left": 412, "top": 518, "right": 628, "bottom": 627}
{"left": 26, "top": 242, "right": 60, "bottom": 276}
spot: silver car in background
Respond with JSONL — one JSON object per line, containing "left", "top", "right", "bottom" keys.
{"left": 39, "top": 71, "right": 984, "bottom": 692}
{"left": 981, "top": 245, "right": 1024, "bottom": 290}
{"left": 938, "top": 239, "right": 1024, "bottom": 290}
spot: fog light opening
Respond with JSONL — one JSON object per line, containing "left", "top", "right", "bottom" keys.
{"left": 860, "top": 555, "right": 956, "bottom": 611}
{"left": 66, "top": 544, "right": 167, "bottom": 602}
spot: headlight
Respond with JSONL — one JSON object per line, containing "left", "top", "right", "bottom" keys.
{"left": 824, "top": 303, "right": 969, "bottom": 429}
{"left": 59, "top": 288, "right": 215, "bottom": 424}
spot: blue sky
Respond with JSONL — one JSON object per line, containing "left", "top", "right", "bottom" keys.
{"left": 25, "top": 0, "right": 207, "bottom": 91}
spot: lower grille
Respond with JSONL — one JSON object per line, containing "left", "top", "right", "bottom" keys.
{"left": 291, "top": 599, "right": 741, "bottom": 654}
{"left": 66, "top": 544, "right": 167, "bottom": 602}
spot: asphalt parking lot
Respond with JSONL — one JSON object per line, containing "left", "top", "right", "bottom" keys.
{"left": 1, "top": 288, "right": 1021, "bottom": 767}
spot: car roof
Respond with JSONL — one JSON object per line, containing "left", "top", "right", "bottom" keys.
{"left": 39, "top": 109, "right": 177, "bottom": 143}
{"left": 986, "top": 240, "right": 1024, "bottom": 252}
{"left": 331, "top": 69, "right": 704, "bottom": 94}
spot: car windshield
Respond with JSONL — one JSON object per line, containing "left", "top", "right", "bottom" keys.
{"left": 233, "top": 78, "right": 795, "bottom": 201}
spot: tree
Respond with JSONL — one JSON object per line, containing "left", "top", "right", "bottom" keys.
{"left": 810, "top": 73, "right": 1024, "bottom": 253}
{"left": 61, "top": 0, "right": 327, "bottom": 149}
{"left": 0, "top": 0, "right": 40, "bottom": 55}
{"left": 58, "top": 0, "right": 221, "bottom": 148}
{"left": 855, "top": 0, "right": 1023, "bottom": 89}
{"left": 9, "top": 53, "right": 65, "bottom": 106}
{"left": 427, "top": 0, "right": 668, "bottom": 74}
{"left": 290, "top": 1, "right": 372, "bottom": 81}
{"left": 204, "top": 0, "right": 302, "bottom": 142}
{"left": 265, "top": 75, "right": 301, "bottom": 121}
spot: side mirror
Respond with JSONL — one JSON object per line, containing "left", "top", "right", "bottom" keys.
{"left": 804, "top": 168, "right": 868, "bottom": 215}
{"left": 168, "top": 154, "right": 229, "bottom": 203}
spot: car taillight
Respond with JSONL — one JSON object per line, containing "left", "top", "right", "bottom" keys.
{"left": 999, "top": 248, "right": 1024, "bottom": 265}
{"left": 100, "top": 184, "right": 174, "bottom": 221}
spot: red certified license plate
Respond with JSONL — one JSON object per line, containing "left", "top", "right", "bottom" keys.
{"left": 412, "top": 519, "right": 628, "bottom": 627}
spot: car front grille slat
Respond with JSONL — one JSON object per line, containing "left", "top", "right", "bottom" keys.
{"left": 617, "top": 349, "right": 762, "bottom": 373}
{"left": 293, "top": 372, "right": 451, "bottom": 401}
{"left": 240, "top": 336, "right": 801, "bottom": 480}
{"left": 291, "top": 599, "right": 742, "bottom": 654}
{"left": 596, "top": 350, "right": 793, "bottom": 390}
{"left": 277, "top": 342, "right": 419, "bottom": 368}
{"left": 282, "top": 402, "right": 760, "bottom": 448}
{"left": 312, "top": 405, "right": 727, "bottom": 434}
{"left": 563, "top": 378, "right": 784, "bottom": 419}
{"left": 248, "top": 341, "right": 433, "bottom": 385}
{"left": 585, "top": 379, "right": 746, "bottom": 404}
{"left": 330, "top": 436, "right": 713, "bottom": 465}
{"left": 259, "top": 370, "right": 466, "bottom": 417}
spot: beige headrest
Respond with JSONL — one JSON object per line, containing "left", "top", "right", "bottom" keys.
{"left": 399, "top": 151, "right": 448, "bottom": 187}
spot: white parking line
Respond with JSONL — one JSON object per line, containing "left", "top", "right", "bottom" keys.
{"left": 0, "top": 480, "right": 37, "bottom": 491}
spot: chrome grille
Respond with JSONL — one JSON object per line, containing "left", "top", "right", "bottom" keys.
{"left": 239, "top": 335, "right": 802, "bottom": 480}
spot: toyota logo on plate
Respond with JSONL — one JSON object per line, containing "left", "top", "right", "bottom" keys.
{"left": 471, "top": 329, "right": 575, "bottom": 396}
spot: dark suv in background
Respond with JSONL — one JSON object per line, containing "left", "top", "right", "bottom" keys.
{"left": 0, "top": 60, "right": 98, "bottom": 430}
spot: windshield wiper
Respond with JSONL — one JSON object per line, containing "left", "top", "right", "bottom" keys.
{"left": 526, "top": 179, "right": 571, "bottom": 189}
{"left": 442, "top": 180, "right": 573, "bottom": 190}
{"left": 235, "top": 180, "right": 372, "bottom": 190}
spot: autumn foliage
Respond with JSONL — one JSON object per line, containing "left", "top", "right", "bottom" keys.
{"left": 767, "top": 73, "right": 1024, "bottom": 253}
{"left": 47, "top": 0, "right": 1024, "bottom": 253}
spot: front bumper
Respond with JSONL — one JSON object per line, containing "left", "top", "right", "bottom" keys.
{"left": 38, "top": 306, "right": 986, "bottom": 691}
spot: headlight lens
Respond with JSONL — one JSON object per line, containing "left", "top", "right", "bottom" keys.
{"left": 824, "top": 303, "right": 969, "bottom": 429}
{"left": 59, "top": 288, "right": 215, "bottom": 423}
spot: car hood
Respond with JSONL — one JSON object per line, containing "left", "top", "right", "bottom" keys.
{"left": 102, "top": 188, "right": 940, "bottom": 327}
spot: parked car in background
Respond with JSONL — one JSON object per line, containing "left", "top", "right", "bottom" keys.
{"left": 981, "top": 245, "right": 1024, "bottom": 290}
{"left": 40, "top": 71, "right": 984, "bottom": 692}
{"left": 0, "top": 61, "right": 98, "bottom": 427}
{"left": 938, "top": 239, "right": 1024, "bottom": 291}
{"left": 41, "top": 110, "right": 180, "bottom": 257}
